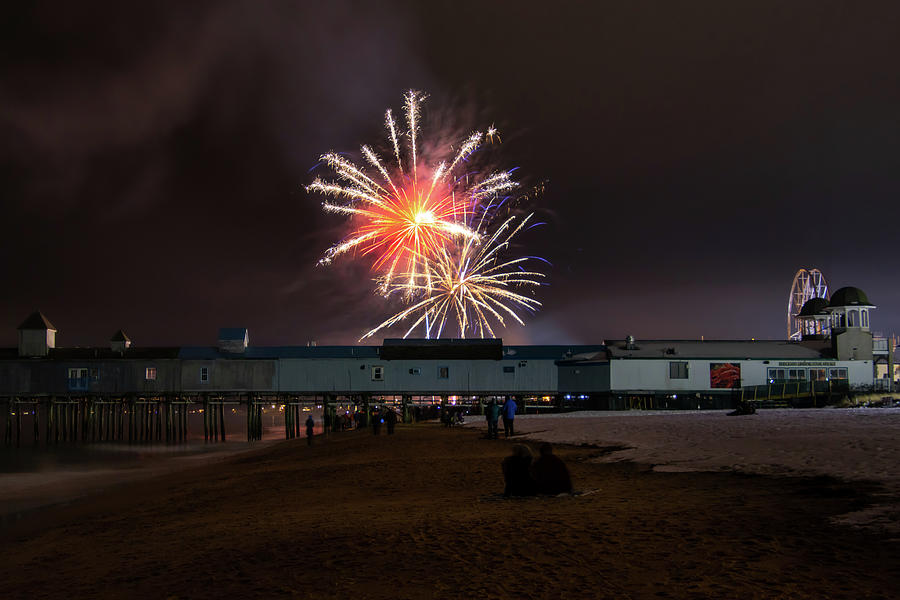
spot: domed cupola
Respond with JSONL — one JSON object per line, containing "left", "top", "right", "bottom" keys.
{"left": 797, "top": 297, "right": 830, "bottom": 339}
{"left": 825, "top": 287, "right": 874, "bottom": 330}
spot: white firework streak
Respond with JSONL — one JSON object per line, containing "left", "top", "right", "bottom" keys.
{"left": 310, "top": 91, "right": 525, "bottom": 298}
{"left": 360, "top": 214, "right": 544, "bottom": 340}
{"left": 385, "top": 109, "right": 404, "bottom": 174}
{"left": 405, "top": 90, "right": 421, "bottom": 181}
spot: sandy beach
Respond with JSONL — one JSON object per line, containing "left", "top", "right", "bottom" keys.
{"left": 1, "top": 417, "right": 898, "bottom": 599}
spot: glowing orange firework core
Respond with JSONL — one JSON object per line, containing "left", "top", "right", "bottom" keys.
{"left": 355, "top": 179, "right": 471, "bottom": 273}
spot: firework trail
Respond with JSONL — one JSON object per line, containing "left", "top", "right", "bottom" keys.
{"left": 308, "top": 91, "right": 517, "bottom": 294}
{"left": 360, "top": 214, "right": 545, "bottom": 340}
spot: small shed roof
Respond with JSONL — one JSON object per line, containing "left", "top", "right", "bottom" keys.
{"left": 218, "top": 328, "right": 248, "bottom": 341}
{"left": 18, "top": 311, "right": 56, "bottom": 331}
{"left": 110, "top": 330, "right": 131, "bottom": 342}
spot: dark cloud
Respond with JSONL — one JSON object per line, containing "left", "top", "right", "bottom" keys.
{"left": 1, "top": 0, "right": 899, "bottom": 347}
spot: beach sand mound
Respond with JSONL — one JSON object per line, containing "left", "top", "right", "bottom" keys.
{"left": 1, "top": 425, "right": 898, "bottom": 599}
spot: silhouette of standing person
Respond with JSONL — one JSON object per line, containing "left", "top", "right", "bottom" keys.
{"left": 501, "top": 396, "right": 517, "bottom": 438}
{"left": 485, "top": 399, "right": 500, "bottom": 439}
{"left": 385, "top": 408, "right": 398, "bottom": 435}
{"left": 531, "top": 443, "right": 572, "bottom": 494}
{"left": 502, "top": 444, "right": 536, "bottom": 497}
{"left": 372, "top": 408, "right": 382, "bottom": 435}
{"left": 305, "top": 414, "right": 315, "bottom": 445}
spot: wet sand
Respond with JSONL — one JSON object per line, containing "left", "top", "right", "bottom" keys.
{"left": 0, "top": 424, "right": 898, "bottom": 599}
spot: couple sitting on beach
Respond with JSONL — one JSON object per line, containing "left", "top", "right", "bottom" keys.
{"left": 502, "top": 442, "right": 572, "bottom": 497}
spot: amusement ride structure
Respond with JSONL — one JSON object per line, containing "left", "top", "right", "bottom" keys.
{"left": 787, "top": 268, "right": 829, "bottom": 340}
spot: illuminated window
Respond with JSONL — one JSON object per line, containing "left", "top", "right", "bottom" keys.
{"left": 145, "top": 367, "right": 157, "bottom": 381}
{"left": 200, "top": 367, "right": 209, "bottom": 383}
{"left": 810, "top": 369, "right": 827, "bottom": 381}
{"left": 371, "top": 366, "right": 384, "bottom": 381}
{"left": 829, "top": 368, "right": 848, "bottom": 380}
{"left": 669, "top": 362, "right": 689, "bottom": 379}
{"left": 788, "top": 369, "right": 807, "bottom": 381}
{"left": 438, "top": 366, "right": 449, "bottom": 379}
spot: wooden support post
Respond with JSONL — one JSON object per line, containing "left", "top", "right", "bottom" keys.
{"left": 33, "top": 401, "right": 39, "bottom": 445}
{"left": 202, "top": 396, "right": 209, "bottom": 443}
{"left": 247, "top": 395, "right": 253, "bottom": 442}
{"left": 101, "top": 399, "right": 107, "bottom": 442}
{"left": 54, "top": 400, "right": 60, "bottom": 444}
{"left": 45, "top": 397, "right": 52, "bottom": 447}
{"left": 126, "top": 398, "right": 132, "bottom": 443}
{"left": 5, "top": 398, "right": 12, "bottom": 447}
{"left": 156, "top": 400, "right": 162, "bottom": 442}
{"left": 3, "top": 399, "right": 9, "bottom": 447}
{"left": 14, "top": 398, "right": 21, "bottom": 448}
{"left": 4, "top": 399, "right": 10, "bottom": 447}
{"left": 166, "top": 400, "right": 172, "bottom": 444}
{"left": 219, "top": 402, "right": 226, "bottom": 443}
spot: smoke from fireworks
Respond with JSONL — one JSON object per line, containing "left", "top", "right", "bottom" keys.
{"left": 308, "top": 91, "right": 544, "bottom": 338}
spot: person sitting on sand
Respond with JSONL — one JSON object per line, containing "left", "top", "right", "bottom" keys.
{"left": 502, "top": 444, "right": 537, "bottom": 497}
{"left": 531, "top": 442, "right": 572, "bottom": 495}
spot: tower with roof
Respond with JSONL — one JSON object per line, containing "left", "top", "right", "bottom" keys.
{"left": 825, "top": 287, "right": 875, "bottom": 361}
{"left": 17, "top": 311, "right": 57, "bottom": 357}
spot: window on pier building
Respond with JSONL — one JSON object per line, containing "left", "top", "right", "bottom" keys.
{"left": 829, "top": 368, "right": 848, "bottom": 380}
{"left": 145, "top": 367, "right": 157, "bottom": 381}
{"left": 200, "top": 367, "right": 209, "bottom": 383}
{"left": 788, "top": 369, "right": 807, "bottom": 381}
{"left": 767, "top": 368, "right": 786, "bottom": 382}
{"left": 371, "top": 366, "right": 384, "bottom": 381}
{"left": 668, "top": 361, "right": 689, "bottom": 379}
{"left": 438, "top": 366, "right": 449, "bottom": 379}
{"left": 68, "top": 367, "right": 89, "bottom": 380}
{"left": 503, "top": 366, "right": 515, "bottom": 374}
{"left": 810, "top": 368, "right": 827, "bottom": 381}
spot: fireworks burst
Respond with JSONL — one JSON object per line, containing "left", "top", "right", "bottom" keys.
{"left": 361, "top": 214, "right": 544, "bottom": 340}
{"left": 309, "top": 91, "right": 545, "bottom": 339}
{"left": 308, "top": 91, "right": 517, "bottom": 293}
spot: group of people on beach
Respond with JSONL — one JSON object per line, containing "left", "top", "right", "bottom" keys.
{"left": 502, "top": 442, "right": 573, "bottom": 497}
{"left": 484, "top": 397, "right": 517, "bottom": 439}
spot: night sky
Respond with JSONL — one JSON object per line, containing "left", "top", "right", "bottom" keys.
{"left": 2, "top": 1, "right": 899, "bottom": 348}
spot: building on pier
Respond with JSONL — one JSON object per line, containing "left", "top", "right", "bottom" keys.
{"left": 0, "top": 286, "right": 887, "bottom": 410}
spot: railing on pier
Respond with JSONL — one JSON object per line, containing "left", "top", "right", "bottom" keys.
{"left": 739, "top": 380, "right": 849, "bottom": 407}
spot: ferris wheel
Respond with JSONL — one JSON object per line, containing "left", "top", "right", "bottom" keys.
{"left": 787, "top": 268, "right": 829, "bottom": 340}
